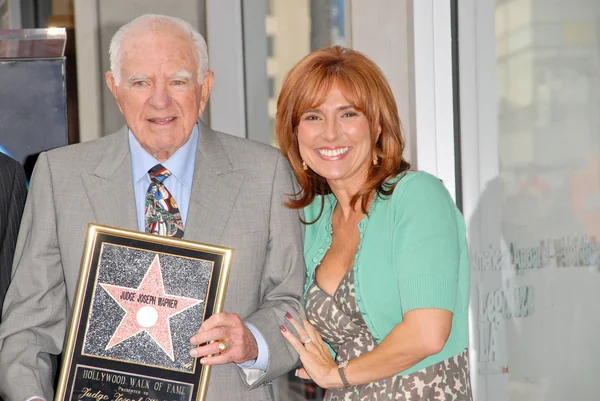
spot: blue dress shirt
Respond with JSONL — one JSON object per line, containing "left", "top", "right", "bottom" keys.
{"left": 128, "top": 125, "right": 269, "bottom": 372}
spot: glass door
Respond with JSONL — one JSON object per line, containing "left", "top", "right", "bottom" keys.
{"left": 457, "top": 1, "right": 600, "bottom": 400}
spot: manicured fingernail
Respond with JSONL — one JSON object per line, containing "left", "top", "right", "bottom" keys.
{"left": 200, "top": 358, "right": 206, "bottom": 364}
{"left": 285, "top": 312, "right": 292, "bottom": 319}
{"left": 294, "top": 369, "right": 299, "bottom": 376}
{"left": 280, "top": 325, "right": 287, "bottom": 332}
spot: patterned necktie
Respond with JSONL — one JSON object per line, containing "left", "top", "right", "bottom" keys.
{"left": 145, "top": 164, "right": 185, "bottom": 238}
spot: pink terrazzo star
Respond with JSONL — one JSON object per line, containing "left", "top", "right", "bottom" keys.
{"left": 100, "top": 254, "right": 203, "bottom": 361}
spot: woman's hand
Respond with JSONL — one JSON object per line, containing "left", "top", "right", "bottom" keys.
{"left": 280, "top": 313, "right": 343, "bottom": 389}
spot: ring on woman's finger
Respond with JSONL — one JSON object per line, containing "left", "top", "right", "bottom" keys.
{"left": 301, "top": 336, "right": 312, "bottom": 345}
{"left": 217, "top": 341, "right": 228, "bottom": 352}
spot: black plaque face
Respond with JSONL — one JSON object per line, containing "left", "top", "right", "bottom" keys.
{"left": 55, "top": 224, "right": 232, "bottom": 401}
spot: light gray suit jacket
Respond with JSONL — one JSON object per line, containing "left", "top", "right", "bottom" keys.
{"left": 0, "top": 121, "right": 305, "bottom": 401}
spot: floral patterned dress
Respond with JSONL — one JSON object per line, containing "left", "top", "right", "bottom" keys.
{"left": 305, "top": 269, "right": 473, "bottom": 401}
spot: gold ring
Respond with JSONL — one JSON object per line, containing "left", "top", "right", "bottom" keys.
{"left": 218, "top": 341, "right": 228, "bottom": 352}
{"left": 302, "top": 337, "right": 312, "bottom": 345}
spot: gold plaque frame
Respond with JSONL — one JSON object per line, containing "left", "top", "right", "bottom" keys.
{"left": 55, "top": 224, "right": 233, "bottom": 401}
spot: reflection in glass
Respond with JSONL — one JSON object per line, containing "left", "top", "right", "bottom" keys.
{"left": 470, "top": 1, "right": 600, "bottom": 400}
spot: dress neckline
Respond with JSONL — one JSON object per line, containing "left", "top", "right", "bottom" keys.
{"left": 311, "top": 192, "right": 380, "bottom": 295}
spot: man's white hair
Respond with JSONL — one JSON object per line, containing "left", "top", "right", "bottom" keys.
{"left": 109, "top": 14, "right": 209, "bottom": 86}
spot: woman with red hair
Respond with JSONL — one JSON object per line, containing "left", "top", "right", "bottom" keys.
{"left": 277, "top": 46, "right": 472, "bottom": 400}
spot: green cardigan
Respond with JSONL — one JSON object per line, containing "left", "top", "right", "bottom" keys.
{"left": 303, "top": 171, "right": 470, "bottom": 376}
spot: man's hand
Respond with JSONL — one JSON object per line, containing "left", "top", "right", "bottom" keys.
{"left": 189, "top": 312, "right": 258, "bottom": 365}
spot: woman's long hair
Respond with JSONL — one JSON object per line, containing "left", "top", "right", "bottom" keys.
{"left": 276, "top": 46, "right": 410, "bottom": 220}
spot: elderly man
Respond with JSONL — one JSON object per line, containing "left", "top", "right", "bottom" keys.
{"left": 0, "top": 14, "right": 304, "bottom": 401}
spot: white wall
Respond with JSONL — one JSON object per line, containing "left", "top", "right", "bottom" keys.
{"left": 205, "top": 0, "right": 245, "bottom": 138}
{"left": 348, "top": 0, "right": 417, "bottom": 166}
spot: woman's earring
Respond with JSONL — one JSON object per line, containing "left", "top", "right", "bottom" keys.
{"left": 302, "top": 160, "right": 308, "bottom": 171}
{"left": 372, "top": 151, "right": 379, "bottom": 166}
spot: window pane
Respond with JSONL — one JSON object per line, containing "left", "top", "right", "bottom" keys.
{"left": 244, "top": 0, "right": 348, "bottom": 146}
{"left": 462, "top": 1, "right": 600, "bottom": 400}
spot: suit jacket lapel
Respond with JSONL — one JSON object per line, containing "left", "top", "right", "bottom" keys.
{"left": 184, "top": 121, "right": 246, "bottom": 246}
{"left": 82, "top": 127, "right": 139, "bottom": 231}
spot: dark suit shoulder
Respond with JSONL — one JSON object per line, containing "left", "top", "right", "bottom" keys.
{"left": 0, "top": 152, "right": 22, "bottom": 173}
{"left": 0, "top": 154, "right": 26, "bottom": 198}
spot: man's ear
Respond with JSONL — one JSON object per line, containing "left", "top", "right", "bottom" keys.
{"left": 198, "top": 70, "right": 215, "bottom": 116}
{"left": 106, "top": 71, "right": 118, "bottom": 99}
{"left": 106, "top": 71, "right": 124, "bottom": 114}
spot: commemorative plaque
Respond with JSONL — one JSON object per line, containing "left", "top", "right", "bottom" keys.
{"left": 55, "top": 224, "right": 233, "bottom": 401}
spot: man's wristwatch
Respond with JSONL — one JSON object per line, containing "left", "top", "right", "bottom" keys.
{"left": 337, "top": 360, "right": 351, "bottom": 387}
